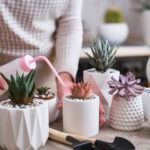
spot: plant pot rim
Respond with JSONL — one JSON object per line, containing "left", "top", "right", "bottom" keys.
{"left": 0, "top": 99, "right": 45, "bottom": 111}
{"left": 85, "top": 68, "right": 118, "bottom": 74}
{"left": 64, "top": 94, "right": 98, "bottom": 103}
{"left": 141, "top": 10, "right": 150, "bottom": 14}
{"left": 101, "top": 22, "right": 127, "bottom": 26}
{"left": 113, "top": 94, "right": 142, "bottom": 101}
{"left": 34, "top": 92, "right": 55, "bottom": 100}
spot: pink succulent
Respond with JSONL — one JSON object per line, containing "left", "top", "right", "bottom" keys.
{"left": 108, "top": 72, "right": 145, "bottom": 100}
{"left": 72, "top": 82, "right": 91, "bottom": 99}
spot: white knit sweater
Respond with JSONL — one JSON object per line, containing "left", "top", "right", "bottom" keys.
{"left": 0, "top": 0, "right": 83, "bottom": 78}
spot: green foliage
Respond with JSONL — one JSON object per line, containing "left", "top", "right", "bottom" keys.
{"left": 85, "top": 37, "right": 118, "bottom": 72}
{"left": 36, "top": 87, "right": 50, "bottom": 96}
{"left": 1, "top": 70, "right": 36, "bottom": 105}
{"left": 135, "top": 0, "right": 150, "bottom": 12}
{"left": 104, "top": 7, "right": 123, "bottom": 23}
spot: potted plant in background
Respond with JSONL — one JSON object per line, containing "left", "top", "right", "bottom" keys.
{"left": 108, "top": 72, "right": 145, "bottom": 131}
{"left": 34, "top": 87, "right": 59, "bottom": 123}
{"left": 99, "top": 7, "right": 129, "bottom": 45}
{"left": 63, "top": 82, "right": 99, "bottom": 137}
{"left": 135, "top": 0, "right": 150, "bottom": 46}
{"left": 0, "top": 70, "right": 49, "bottom": 150}
{"left": 142, "top": 88, "right": 150, "bottom": 126}
{"left": 84, "top": 37, "right": 120, "bottom": 121}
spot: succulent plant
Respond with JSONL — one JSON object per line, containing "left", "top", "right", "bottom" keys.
{"left": 104, "top": 7, "right": 123, "bottom": 23}
{"left": 135, "top": 0, "right": 150, "bottom": 12}
{"left": 85, "top": 36, "right": 118, "bottom": 72}
{"left": 1, "top": 70, "right": 36, "bottom": 105}
{"left": 72, "top": 82, "right": 91, "bottom": 99}
{"left": 36, "top": 87, "right": 50, "bottom": 96}
{"left": 108, "top": 72, "right": 145, "bottom": 100}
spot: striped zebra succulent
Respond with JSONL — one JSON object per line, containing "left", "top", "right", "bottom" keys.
{"left": 1, "top": 70, "right": 36, "bottom": 105}
{"left": 86, "top": 36, "right": 118, "bottom": 72}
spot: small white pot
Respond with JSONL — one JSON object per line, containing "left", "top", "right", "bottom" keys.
{"left": 43, "top": 96, "right": 59, "bottom": 123}
{"left": 141, "top": 11, "right": 150, "bottom": 46}
{"left": 34, "top": 93, "right": 59, "bottom": 124}
{"left": 84, "top": 68, "right": 120, "bottom": 120}
{"left": 142, "top": 88, "right": 150, "bottom": 125}
{"left": 99, "top": 23, "right": 129, "bottom": 44}
{"left": 110, "top": 95, "right": 144, "bottom": 131}
{"left": 0, "top": 99, "right": 49, "bottom": 150}
{"left": 63, "top": 94, "right": 99, "bottom": 137}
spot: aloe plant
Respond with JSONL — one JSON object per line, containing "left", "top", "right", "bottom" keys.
{"left": 72, "top": 82, "right": 91, "bottom": 99}
{"left": 1, "top": 70, "right": 36, "bottom": 105}
{"left": 36, "top": 87, "right": 50, "bottom": 96}
{"left": 86, "top": 37, "right": 118, "bottom": 72}
{"left": 108, "top": 72, "right": 145, "bottom": 100}
{"left": 104, "top": 7, "right": 123, "bottom": 23}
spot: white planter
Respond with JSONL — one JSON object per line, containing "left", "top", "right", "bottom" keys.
{"left": 110, "top": 95, "right": 144, "bottom": 131}
{"left": 99, "top": 23, "right": 129, "bottom": 44}
{"left": 34, "top": 93, "right": 59, "bottom": 124}
{"left": 141, "top": 11, "right": 150, "bottom": 46}
{"left": 142, "top": 88, "right": 150, "bottom": 125}
{"left": 84, "top": 68, "right": 120, "bottom": 120}
{"left": 0, "top": 99, "right": 49, "bottom": 150}
{"left": 63, "top": 94, "right": 99, "bottom": 137}
{"left": 43, "top": 96, "right": 59, "bottom": 123}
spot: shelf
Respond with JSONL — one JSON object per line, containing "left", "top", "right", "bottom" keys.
{"left": 81, "top": 46, "right": 150, "bottom": 58}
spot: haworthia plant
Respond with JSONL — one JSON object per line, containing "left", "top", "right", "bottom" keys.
{"left": 1, "top": 70, "right": 36, "bottom": 105}
{"left": 36, "top": 87, "right": 50, "bottom": 96}
{"left": 85, "top": 36, "right": 118, "bottom": 72}
{"left": 135, "top": 0, "right": 150, "bottom": 12}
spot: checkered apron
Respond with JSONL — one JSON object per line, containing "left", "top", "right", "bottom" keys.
{"left": 0, "top": 0, "right": 69, "bottom": 94}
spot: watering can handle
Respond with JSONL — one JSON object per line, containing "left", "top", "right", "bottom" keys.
{"left": 49, "top": 128, "right": 96, "bottom": 145}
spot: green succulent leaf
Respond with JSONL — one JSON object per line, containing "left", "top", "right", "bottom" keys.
{"left": 2, "top": 70, "right": 36, "bottom": 105}
{"left": 86, "top": 36, "right": 118, "bottom": 72}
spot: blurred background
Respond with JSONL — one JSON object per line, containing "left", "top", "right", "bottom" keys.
{"left": 77, "top": 0, "right": 150, "bottom": 86}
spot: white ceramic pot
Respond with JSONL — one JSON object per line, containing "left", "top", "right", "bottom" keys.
{"left": 99, "top": 23, "right": 129, "bottom": 44}
{"left": 63, "top": 94, "right": 99, "bottom": 137}
{"left": 146, "top": 57, "right": 150, "bottom": 84}
{"left": 44, "top": 96, "right": 59, "bottom": 123}
{"left": 141, "top": 11, "right": 150, "bottom": 46}
{"left": 110, "top": 95, "right": 144, "bottom": 131}
{"left": 0, "top": 99, "right": 49, "bottom": 150}
{"left": 84, "top": 68, "right": 120, "bottom": 120}
{"left": 142, "top": 88, "right": 150, "bottom": 125}
{"left": 34, "top": 93, "right": 59, "bottom": 124}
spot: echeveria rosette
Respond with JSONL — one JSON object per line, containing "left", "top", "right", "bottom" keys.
{"left": 108, "top": 72, "right": 145, "bottom": 100}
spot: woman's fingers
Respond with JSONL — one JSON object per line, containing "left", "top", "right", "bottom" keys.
{"left": 0, "top": 75, "right": 7, "bottom": 90}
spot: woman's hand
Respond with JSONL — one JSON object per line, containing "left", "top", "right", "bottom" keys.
{"left": 56, "top": 72, "right": 74, "bottom": 109}
{"left": 0, "top": 75, "right": 7, "bottom": 95}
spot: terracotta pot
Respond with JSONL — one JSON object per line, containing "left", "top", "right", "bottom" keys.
{"left": 84, "top": 68, "right": 120, "bottom": 120}
{"left": 63, "top": 94, "right": 99, "bottom": 137}
{"left": 0, "top": 99, "right": 49, "bottom": 150}
{"left": 110, "top": 95, "right": 144, "bottom": 131}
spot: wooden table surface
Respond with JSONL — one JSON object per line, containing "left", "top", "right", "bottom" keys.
{"left": 81, "top": 46, "right": 150, "bottom": 58}
{"left": 39, "top": 119, "right": 150, "bottom": 150}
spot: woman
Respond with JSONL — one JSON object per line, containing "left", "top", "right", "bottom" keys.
{"left": 0, "top": 0, "right": 83, "bottom": 107}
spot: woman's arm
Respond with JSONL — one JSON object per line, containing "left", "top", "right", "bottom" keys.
{"left": 55, "top": 0, "right": 83, "bottom": 107}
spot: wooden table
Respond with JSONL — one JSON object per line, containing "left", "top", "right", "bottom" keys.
{"left": 81, "top": 46, "right": 150, "bottom": 58}
{"left": 39, "top": 119, "right": 150, "bottom": 150}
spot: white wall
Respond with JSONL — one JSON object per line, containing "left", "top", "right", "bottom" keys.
{"left": 82, "top": 0, "right": 143, "bottom": 44}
